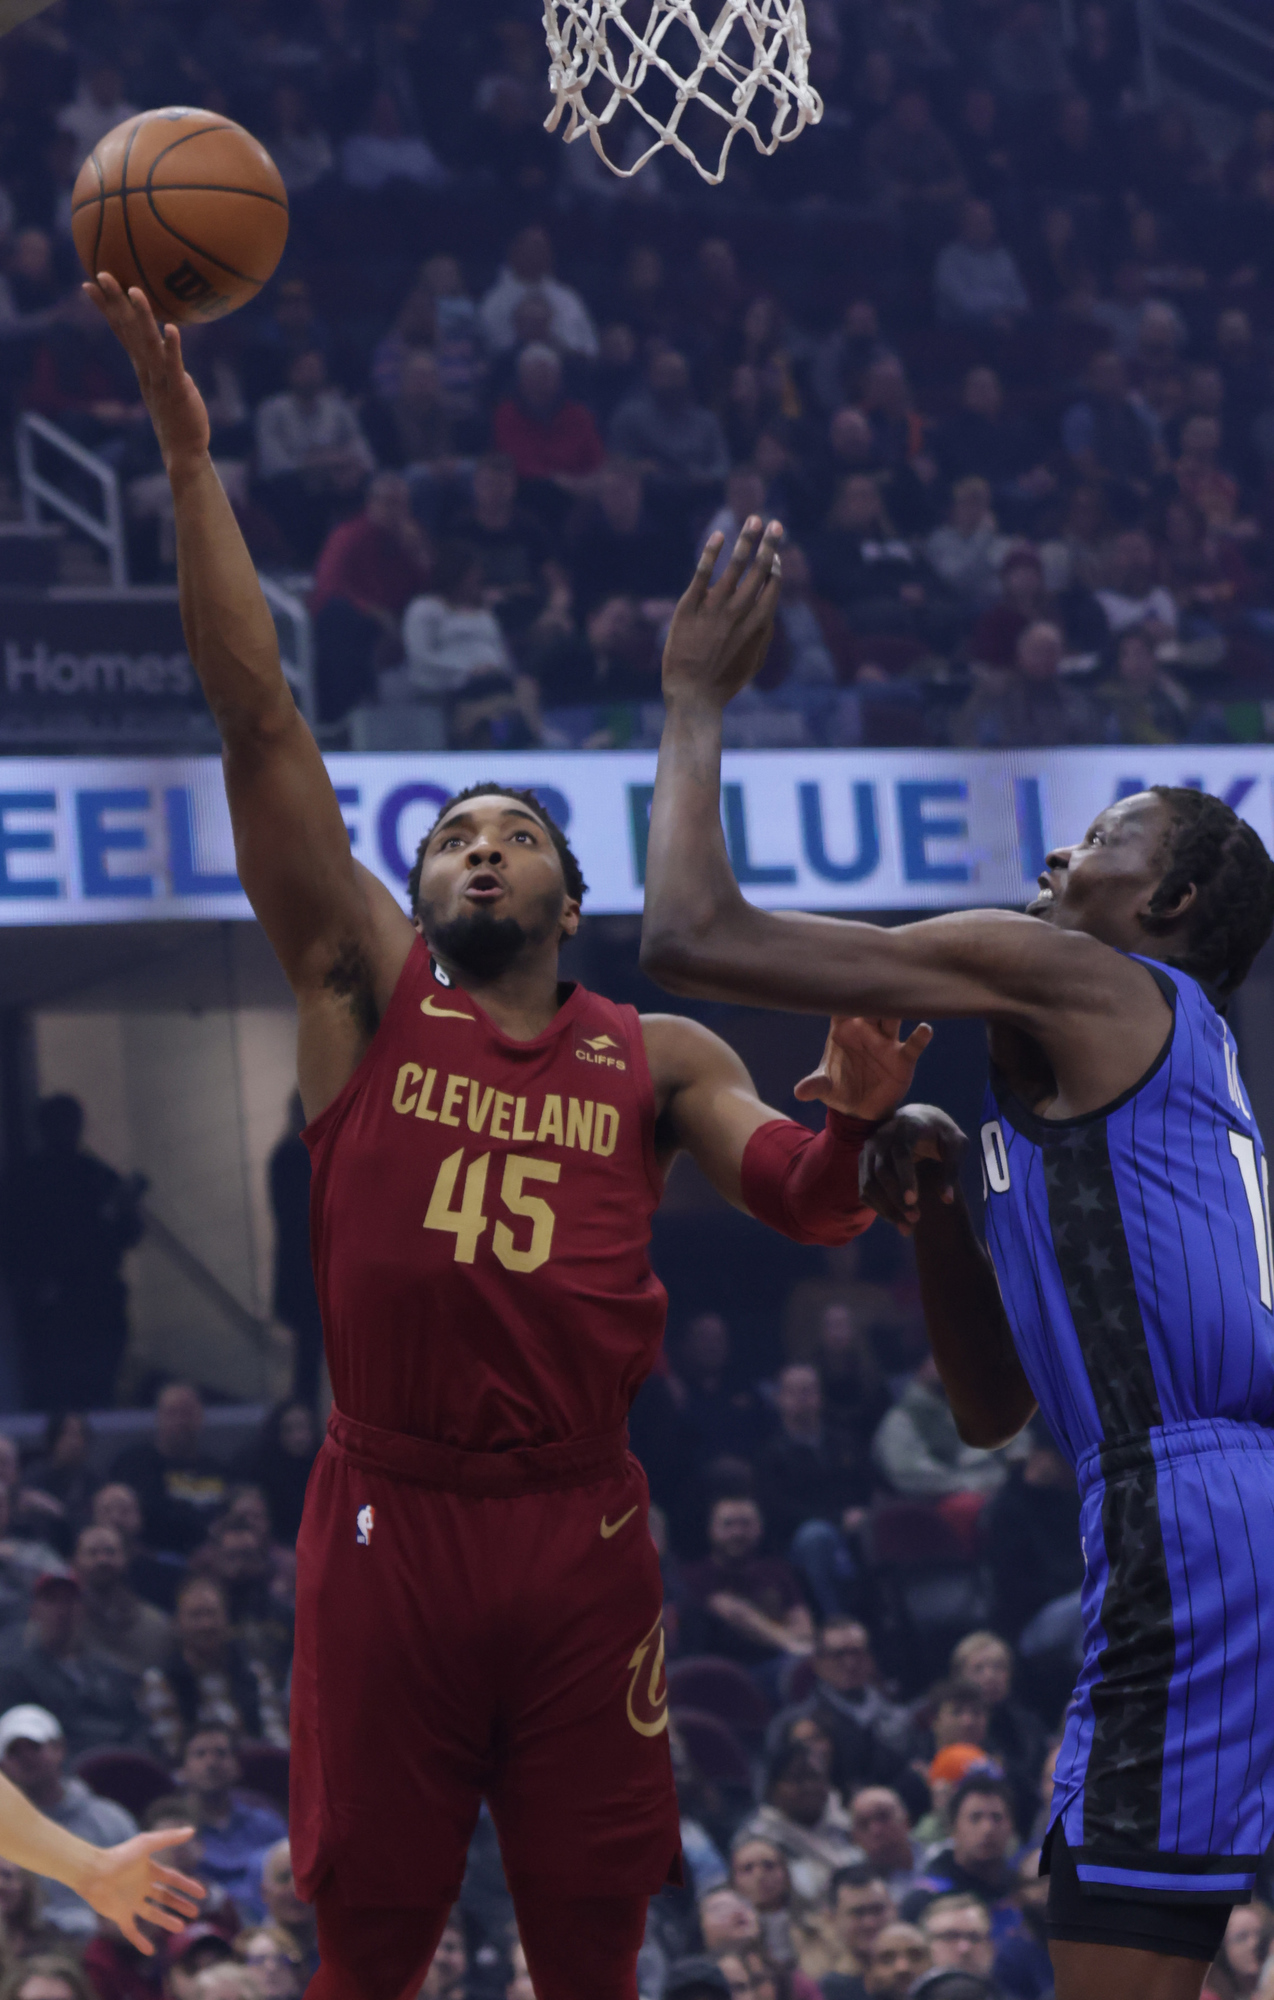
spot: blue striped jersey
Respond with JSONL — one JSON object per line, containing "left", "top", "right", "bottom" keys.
{"left": 980, "top": 955, "right": 1274, "bottom": 1463}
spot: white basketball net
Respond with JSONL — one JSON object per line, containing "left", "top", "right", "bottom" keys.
{"left": 543, "top": 0, "right": 823, "bottom": 187}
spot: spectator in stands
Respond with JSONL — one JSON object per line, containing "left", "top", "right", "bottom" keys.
{"left": 738, "top": 1745, "right": 860, "bottom": 1906}
{"left": 0, "top": 1486, "right": 61, "bottom": 1635}
{"left": 264, "top": 1098, "right": 323, "bottom": 1417}
{"left": 698, "top": 1887, "right": 764, "bottom": 1959}
{"left": 933, "top": 202, "right": 1029, "bottom": 330}
{"left": 966, "top": 546, "right": 1053, "bottom": 669}
{"left": 309, "top": 471, "right": 433, "bottom": 721}
{"left": 800, "top": 1865, "right": 896, "bottom": 1986}
{"left": 925, "top": 479, "right": 1010, "bottom": 608}
{"left": 729, "top": 1836, "right": 818, "bottom": 1975}
{"left": 139, "top": 1576, "right": 288, "bottom": 1762}
{"left": 671, "top": 1314, "right": 774, "bottom": 1465}
{"left": 240, "top": 278, "right": 334, "bottom": 405}
{"left": 111, "top": 1387, "right": 228, "bottom": 1560}
{"left": 72, "top": 1520, "right": 170, "bottom": 1680}
{"left": 18, "top": 1419, "right": 95, "bottom": 1550}
{"left": 160, "top": 1927, "right": 236, "bottom": 2000}
{"left": 232, "top": 1406, "right": 317, "bottom": 1549}
{"left": 904, "top": 1778, "right": 1021, "bottom": 1921}
{"left": 254, "top": 348, "right": 375, "bottom": 565}
{"left": 663, "top": 1959, "right": 732, "bottom": 2000}
{"left": 1061, "top": 349, "right": 1161, "bottom": 501}
{"left": 187, "top": 1516, "right": 290, "bottom": 1677}
{"left": 609, "top": 351, "right": 730, "bottom": 489}
{"left": 931, "top": 370, "right": 1055, "bottom": 522}
{"left": 862, "top": 89, "right": 965, "bottom": 215}
{"left": 55, "top": 62, "right": 136, "bottom": 162}
{"left": 491, "top": 344, "right": 605, "bottom": 487}
{"left": 852, "top": 1922, "right": 931, "bottom": 1999}
{"left": 918, "top": 1897, "right": 1001, "bottom": 1985}
{"left": 949, "top": 1637, "right": 1046, "bottom": 1841}
{"left": 1173, "top": 414, "right": 1244, "bottom": 534}
{"left": 1097, "top": 624, "right": 1193, "bottom": 744}
{"left": 810, "top": 476, "right": 930, "bottom": 637}
{"left": 0, "top": 1705, "right": 136, "bottom": 1941}
{"left": 987, "top": 3, "right": 1071, "bottom": 114}
{"left": 1095, "top": 527, "right": 1180, "bottom": 639}
{"left": 403, "top": 539, "right": 539, "bottom": 745}
{"left": 361, "top": 350, "right": 465, "bottom": 481}
{"left": 565, "top": 460, "right": 688, "bottom": 610}
{"left": 174, "top": 1726, "right": 285, "bottom": 1918}
{"left": 265, "top": 82, "right": 334, "bottom": 199}
{"left": 0, "top": 1859, "right": 62, "bottom": 1960}
{"left": 872, "top": 1358, "right": 1008, "bottom": 1501}
{"left": 680, "top": 1495, "right": 812, "bottom": 1679}
{"left": 0, "top": 1956, "right": 95, "bottom": 2000}
{"left": 810, "top": 301, "right": 892, "bottom": 417}
{"left": 479, "top": 226, "right": 598, "bottom": 360}
{"left": 848, "top": 1790, "right": 928, "bottom": 1902}
{"left": 923, "top": 1680, "right": 992, "bottom": 1763}
{"left": 338, "top": 88, "right": 447, "bottom": 192}
{"left": 788, "top": 1619, "right": 912, "bottom": 1757}
{"left": 955, "top": 620, "right": 1099, "bottom": 750}
{"left": 89, "top": 1486, "right": 180, "bottom": 1615}
{"left": 0, "top": 1573, "right": 145, "bottom": 1758}
{"left": 982, "top": 1423, "right": 1084, "bottom": 1697}
{"left": 445, "top": 453, "right": 549, "bottom": 619}
{"left": 0, "top": 1095, "right": 145, "bottom": 1415}
{"left": 257, "top": 1844, "right": 317, "bottom": 1983}
{"left": 756, "top": 1362, "right": 873, "bottom": 1559}
{"left": 234, "top": 1926, "right": 304, "bottom": 2000}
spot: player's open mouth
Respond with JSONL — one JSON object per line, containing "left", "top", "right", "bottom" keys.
{"left": 1025, "top": 887, "right": 1055, "bottom": 916}
{"left": 465, "top": 873, "right": 506, "bottom": 903}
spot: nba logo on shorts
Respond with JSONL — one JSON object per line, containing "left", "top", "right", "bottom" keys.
{"left": 356, "top": 1504, "right": 375, "bottom": 1546}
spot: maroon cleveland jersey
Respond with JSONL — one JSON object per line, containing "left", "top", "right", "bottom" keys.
{"left": 304, "top": 940, "right": 667, "bottom": 1448}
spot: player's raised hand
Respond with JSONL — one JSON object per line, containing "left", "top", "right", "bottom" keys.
{"left": 77, "top": 1827, "right": 205, "bottom": 1953}
{"left": 662, "top": 515, "right": 784, "bottom": 709}
{"left": 84, "top": 273, "right": 210, "bottom": 466}
{"left": 794, "top": 1015, "right": 933, "bottom": 1124}
{"left": 859, "top": 1104, "right": 966, "bottom": 1235}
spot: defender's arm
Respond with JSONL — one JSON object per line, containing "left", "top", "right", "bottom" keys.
{"left": 89, "top": 279, "right": 413, "bottom": 1114}
{"left": 860, "top": 1107, "right": 1037, "bottom": 1448}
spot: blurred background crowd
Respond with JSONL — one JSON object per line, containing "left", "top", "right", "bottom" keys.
{"left": 4, "top": 0, "right": 1274, "bottom": 1997}
{"left": 5, "top": 0, "right": 1274, "bottom": 749}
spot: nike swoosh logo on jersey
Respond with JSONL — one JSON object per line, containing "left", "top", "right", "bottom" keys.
{"left": 421, "top": 994, "right": 476, "bottom": 1021}
{"left": 600, "top": 1506, "right": 638, "bottom": 1540}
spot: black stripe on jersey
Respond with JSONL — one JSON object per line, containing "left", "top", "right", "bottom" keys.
{"left": 1042, "top": 1120, "right": 1163, "bottom": 1437}
{"left": 1084, "top": 1447, "right": 1177, "bottom": 1854}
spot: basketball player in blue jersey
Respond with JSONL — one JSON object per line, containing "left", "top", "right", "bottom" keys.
{"left": 645, "top": 518, "right": 1274, "bottom": 2000}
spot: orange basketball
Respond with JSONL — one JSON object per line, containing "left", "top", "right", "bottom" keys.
{"left": 71, "top": 107, "right": 289, "bottom": 323}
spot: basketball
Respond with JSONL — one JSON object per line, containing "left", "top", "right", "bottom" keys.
{"left": 70, "top": 107, "right": 289, "bottom": 323}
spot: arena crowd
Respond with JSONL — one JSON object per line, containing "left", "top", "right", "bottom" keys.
{"left": 2, "top": 1, "right": 1274, "bottom": 749}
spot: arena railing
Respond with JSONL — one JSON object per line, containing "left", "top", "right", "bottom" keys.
{"left": 15, "top": 411, "right": 128, "bottom": 591}
{"left": 1137, "top": 0, "right": 1274, "bottom": 102}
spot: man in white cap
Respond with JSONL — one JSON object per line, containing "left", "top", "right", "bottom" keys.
{"left": 0, "top": 1703, "right": 147, "bottom": 1935}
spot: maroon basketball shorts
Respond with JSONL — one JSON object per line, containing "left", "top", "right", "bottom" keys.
{"left": 290, "top": 1411, "right": 682, "bottom": 1908}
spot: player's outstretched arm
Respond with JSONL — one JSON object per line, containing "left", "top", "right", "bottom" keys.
{"left": 0, "top": 1768, "right": 202, "bottom": 1952}
{"left": 642, "top": 517, "right": 1139, "bottom": 1032}
{"left": 87, "top": 277, "right": 413, "bottom": 1112}
{"left": 643, "top": 1012, "right": 931, "bottom": 1244}
{"left": 861, "top": 1107, "right": 1037, "bottom": 1447}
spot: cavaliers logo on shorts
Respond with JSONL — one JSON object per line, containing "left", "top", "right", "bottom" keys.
{"left": 626, "top": 1612, "right": 669, "bottom": 1738}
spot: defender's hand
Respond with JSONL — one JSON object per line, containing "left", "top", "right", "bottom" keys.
{"left": 77, "top": 1829, "right": 205, "bottom": 1953}
{"left": 84, "top": 274, "right": 211, "bottom": 466}
{"left": 662, "top": 515, "right": 784, "bottom": 709}
{"left": 859, "top": 1104, "right": 966, "bottom": 1235}
{"left": 794, "top": 1016, "right": 933, "bottom": 1123}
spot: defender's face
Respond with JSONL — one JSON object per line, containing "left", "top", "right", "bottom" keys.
{"left": 414, "top": 796, "right": 578, "bottom": 944}
{"left": 1027, "top": 793, "right": 1185, "bottom": 950}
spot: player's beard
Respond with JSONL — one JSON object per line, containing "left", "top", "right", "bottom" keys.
{"left": 427, "top": 907, "right": 530, "bottom": 981}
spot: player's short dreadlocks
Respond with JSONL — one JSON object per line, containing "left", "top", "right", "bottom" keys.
{"left": 1141, "top": 785, "right": 1274, "bottom": 999}
{"left": 406, "top": 783, "right": 588, "bottom": 914}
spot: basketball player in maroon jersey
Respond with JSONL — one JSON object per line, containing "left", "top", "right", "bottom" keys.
{"left": 86, "top": 277, "right": 926, "bottom": 2000}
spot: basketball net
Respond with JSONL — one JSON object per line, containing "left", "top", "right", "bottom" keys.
{"left": 543, "top": 0, "right": 823, "bottom": 187}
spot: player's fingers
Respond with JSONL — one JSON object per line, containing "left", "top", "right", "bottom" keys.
{"left": 792, "top": 1067, "right": 830, "bottom": 1103}
{"left": 710, "top": 516, "right": 762, "bottom": 607}
{"left": 684, "top": 532, "right": 724, "bottom": 609}
{"left": 858, "top": 1148, "right": 912, "bottom": 1232}
{"left": 734, "top": 520, "right": 785, "bottom": 611}
{"left": 901, "top": 1022, "right": 934, "bottom": 1061}
{"left": 119, "top": 1918, "right": 149, "bottom": 1955}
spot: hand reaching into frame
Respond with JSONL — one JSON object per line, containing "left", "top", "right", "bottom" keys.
{"left": 858, "top": 1104, "right": 967, "bottom": 1235}
{"left": 83, "top": 272, "right": 210, "bottom": 467}
{"left": 77, "top": 1828, "right": 205, "bottom": 1953}
{"left": 794, "top": 1015, "right": 934, "bottom": 1125}
{"left": 661, "top": 514, "right": 784, "bottom": 710}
